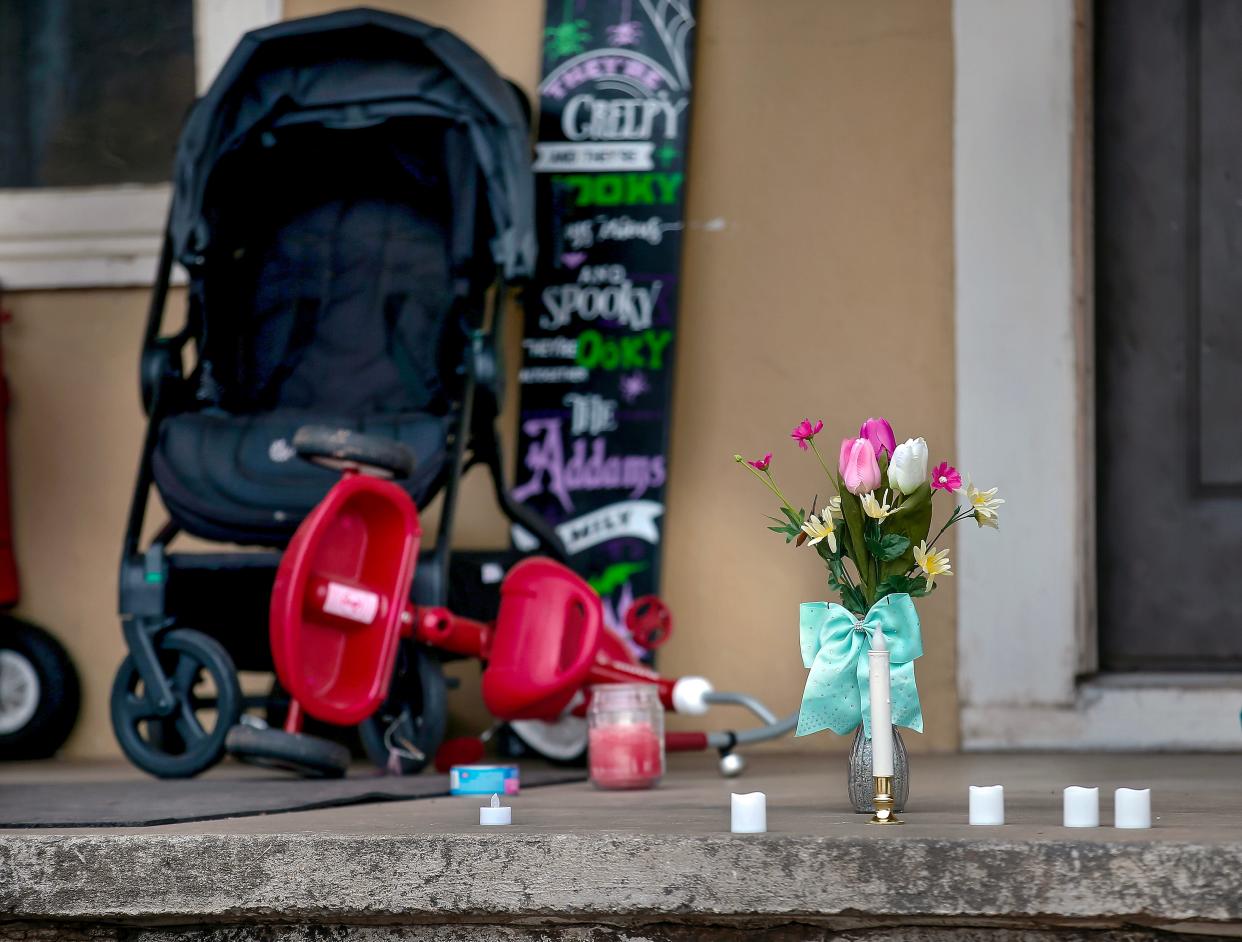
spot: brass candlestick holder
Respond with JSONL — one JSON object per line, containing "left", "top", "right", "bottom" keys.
{"left": 868, "top": 775, "right": 904, "bottom": 825}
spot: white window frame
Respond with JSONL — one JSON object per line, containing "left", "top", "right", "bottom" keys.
{"left": 0, "top": 0, "right": 282, "bottom": 291}
{"left": 953, "top": 0, "right": 1242, "bottom": 750}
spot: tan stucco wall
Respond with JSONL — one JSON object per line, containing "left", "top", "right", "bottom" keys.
{"left": 8, "top": 0, "right": 956, "bottom": 759}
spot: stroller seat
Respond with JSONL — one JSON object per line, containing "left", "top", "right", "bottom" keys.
{"left": 153, "top": 131, "right": 472, "bottom": 546}
{"left": 152, "top": 409, "right": 452, "bottom": 545}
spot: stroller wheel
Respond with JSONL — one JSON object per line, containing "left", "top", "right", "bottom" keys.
{"left": 225, "top": 724, "right": 350, "bottom": 778}
{"left": 110, "top": 628, "right": 242, "bottom": 779}
{"left": 357, "top": 642, "right": 447, "bottom": 775}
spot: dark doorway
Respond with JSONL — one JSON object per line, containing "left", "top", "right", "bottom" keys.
{"left": 1096, "top": 0, "right": 1242, "bottom": 671}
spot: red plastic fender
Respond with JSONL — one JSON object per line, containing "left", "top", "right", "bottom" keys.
{"left": 482, "top": 557, "right": 603, "bottom": 721}
{"left": 270, "top": 472, "right": 420, "bottom": 726}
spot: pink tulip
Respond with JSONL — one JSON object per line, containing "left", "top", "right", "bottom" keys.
{"left": 790, "top": 418, "right": 823, "bottom": 451}
{"left": 839, "top": 437, "right": 882, "bottom": 494}
{"left": 748, "top": 452, "right": 772, "bottom": 471}
{"left": 859, "top": 417, "right": 896, "bottom": 459}
{"left": 839, "top": 436, "right": 855, "bottom": 474}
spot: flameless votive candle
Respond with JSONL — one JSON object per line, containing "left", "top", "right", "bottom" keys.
{"left": 1063, "top": 786, "right": 1099, "bottom": 828}
{"left": 1114, "top": 788, "right": 1151, "bottom": 829}
{"left": 731, "top": 792, "right": 767, "bottom": 833}
{"left": 479, "top": 793, "right": 511, "bottom": 826}
{"left": 968, "top": 785, "right": 1005, "bottom": 825}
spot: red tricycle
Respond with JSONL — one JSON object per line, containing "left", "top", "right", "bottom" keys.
{"left": 225, "top": 426, "right": 795, "bottom": 778}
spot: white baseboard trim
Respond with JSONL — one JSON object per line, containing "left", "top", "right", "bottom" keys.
{"left": 963, "top": 675, "right": 1242, "bottom": 751}
{"left": 0, "top": 185, "right": 177, "bottom": 291}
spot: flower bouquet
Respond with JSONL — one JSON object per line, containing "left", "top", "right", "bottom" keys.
{"left": 735, "top": 416, "right": 1002, "bottom": 812}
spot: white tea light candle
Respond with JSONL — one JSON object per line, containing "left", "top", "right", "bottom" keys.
{"left": 731, "top": 791, "right": 767, "bottom": 833}
{"left": 479, "top": 793, "right": 512, "bottom": 826}
{"left": 968, "top": 785, "right": 1004, "bottom": 825}
{"left": 1063, "top": 786, "right": 1099, "bottom": 828}
{"left": 1114, "top": 788, "right": 1151, "bottom": 829}
{"left": 867, "top": 629, "right": 893, "bottom": 777}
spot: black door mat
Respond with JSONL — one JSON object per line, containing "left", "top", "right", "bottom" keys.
{"left": 0, "top": 767, "right": 587, "bottom": 828}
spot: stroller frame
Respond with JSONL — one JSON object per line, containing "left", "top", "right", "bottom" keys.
{"left": 115, "top": 226, "right": 567, "bottom": 778}
{"left": 111, "top": 9, "right": 567, "bottom": 778}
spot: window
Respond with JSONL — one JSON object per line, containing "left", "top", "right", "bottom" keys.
{"left": 0, "top": 0, "right": 282, "bottom": 290}
{"left": 0, "top": 0, "right": 196, "bottom": 188}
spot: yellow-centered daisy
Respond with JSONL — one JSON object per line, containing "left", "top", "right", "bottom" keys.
{"left": 913, "top": 540, "right": 952, "bottom": 590}
{"left": 965, "top": 480, "right": 1004, "bottom": 525}
{"left": 800, "top": 511, "right": 837, "bottom": 553}
{"left": 860, "top": 489, "right": 902, "bottom": 523}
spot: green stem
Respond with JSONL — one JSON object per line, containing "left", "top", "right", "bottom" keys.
{"left": 927, "top": 506, "right": 972, "bottom": 548}
{"left": 902, "top": 506, "right": 973, "bottom": 579}
{"left": 738, "top": 461, "right": 797, "bottom": 516}
{"left": 808, "top": 438, "right": 840, "bottom": 488}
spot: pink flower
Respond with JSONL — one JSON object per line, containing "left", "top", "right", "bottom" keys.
{"left": 931, "top": 461, "right": 962, "bottom": 492}
{"left": 859, "top": 417, "right": 896, "bottom": 459}
{"left": 839, "top": 437, "right": 882, "bottom": 494}
{"left": 748, "top": 452, "right": 772, "bottom": 471}
{"left": 790, "top": 418, "right": 823, "bottom": 451}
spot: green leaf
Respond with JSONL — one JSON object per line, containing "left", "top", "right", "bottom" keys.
{"left": 876, "top": 573, "right": 930, "bottom": 600}
{"left": 840, "top": 583, "right": 867, "bottom": 614}
{"left": 864, "top": 531, "right": 911, "bottom": 562}
{"left": 837, "top": 478, "right": 871, "bottom": 601}
{"left": 766, "top": 506, "right": 807, "bottom": 544}
{"left": 781, "top": 506, "right": 807, "bottom": 527}
{"left": 767, "top": 524, "right": 797, "bottom": 543}
{"left": 880, "top": 483, "right": 934, "bottom": 579}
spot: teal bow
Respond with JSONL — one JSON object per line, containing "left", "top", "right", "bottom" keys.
{"left": 797, "top": 593, "right": 923, "bottom": 739}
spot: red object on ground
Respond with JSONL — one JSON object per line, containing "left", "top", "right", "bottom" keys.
{"left": 433, "top": 736, "right": 486, "bottom": 772}
{"left": 664, "top": 731, "right": 709, "bottom": 752}
{"left": 0, "top": 303, "right": 20, "bottom": 607}
{"left": 588, "top": 722, "right": 663, "bottom": 789}
{"left": 270, "top": 470, "right": 421, "bottom": 727}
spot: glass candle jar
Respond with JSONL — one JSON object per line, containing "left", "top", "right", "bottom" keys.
{"left": 587, "top": 682, "right": 664, "bottom": 790}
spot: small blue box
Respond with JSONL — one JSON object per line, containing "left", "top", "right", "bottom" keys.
{"left": 450, "top": 764, "right": 520, "bottom": 796}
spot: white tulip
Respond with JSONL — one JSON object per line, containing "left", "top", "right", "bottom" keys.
{"left": 887, "top": 437, "right": 928, "bottom": 495}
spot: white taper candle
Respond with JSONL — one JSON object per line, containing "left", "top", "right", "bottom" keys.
{"left": 868, "top": 628, "right": 893, "bottom": 778}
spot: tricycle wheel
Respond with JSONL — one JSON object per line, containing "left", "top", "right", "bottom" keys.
{"left": 110, "top": 628, "right": 241, "bottom": 778}
{"left": 502, "top": 716, "right": 587, "bottom": 766}
{"left": 225, "top": 723, "right": 350, "bottom": 778}
{"left": 358, "top": 643, "right": 447, "bottom": 775}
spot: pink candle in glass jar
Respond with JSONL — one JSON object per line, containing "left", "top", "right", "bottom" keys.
{"left": 588, "top": 683, "right": 665, "bottom": 789}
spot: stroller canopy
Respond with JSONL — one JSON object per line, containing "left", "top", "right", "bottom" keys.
{"left": 148, "top": 9, "right": 535, "bottom": 546}
{"left": 168, "top": 7, "right": 535, "bottom": 280}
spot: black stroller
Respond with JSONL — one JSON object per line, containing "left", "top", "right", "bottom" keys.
{"left": 112, "top": 9, "right": 564, "bottom": 778}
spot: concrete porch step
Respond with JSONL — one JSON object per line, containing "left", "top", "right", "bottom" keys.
{"left": 2, "top": 753, "right": 1241, "bottom": 940}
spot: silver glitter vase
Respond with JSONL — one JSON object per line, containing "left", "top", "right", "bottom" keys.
{"left": 846, "top": 725, "right": 909, "bottom": 813}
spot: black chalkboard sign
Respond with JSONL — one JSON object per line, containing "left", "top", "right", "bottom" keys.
{"left": 513, "top": 0, "right": 697, "bottom": 647}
